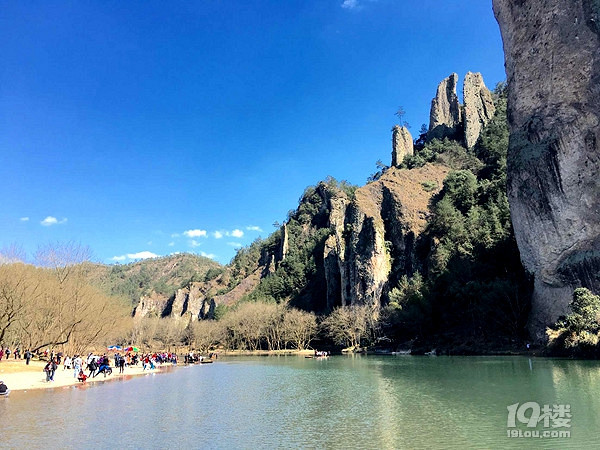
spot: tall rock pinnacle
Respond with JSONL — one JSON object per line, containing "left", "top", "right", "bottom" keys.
{"left": 427, "top": 73, "right": 462, "bottom": 141}
{"left": 391, "top": 125, "right": 413, "bottom": 166}
{"left": 463, "top": 71, "right": 496, "bottom": 149}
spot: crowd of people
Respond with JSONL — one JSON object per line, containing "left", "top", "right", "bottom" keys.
{"left": 0, "top": 347, "right": 182, "bottom": 385}
{"left": 0, "top": 347, "right": 31, "bottom": 363}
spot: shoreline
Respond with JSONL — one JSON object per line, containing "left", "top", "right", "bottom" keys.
{"left": 218, "top": 349, "right": 315, "bottom": 357}
{"left": 0, "top": 360, "right": 177, "bottom": 392}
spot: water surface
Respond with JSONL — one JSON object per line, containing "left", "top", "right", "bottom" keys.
{"left": 2, "top": 356, "right": 598, "bottom": 449}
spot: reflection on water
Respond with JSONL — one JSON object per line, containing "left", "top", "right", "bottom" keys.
{"left": 2, "top": 356, "right": 599, "bottom": 449}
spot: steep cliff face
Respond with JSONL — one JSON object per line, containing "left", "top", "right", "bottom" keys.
{"left": 493, "top": 0, "right": 600, "bottom": 337}
{"left": 324, "top": 165, "right": 450, "bottom": 312}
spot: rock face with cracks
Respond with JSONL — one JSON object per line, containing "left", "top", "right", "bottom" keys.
{"left": 322, "top": 165, "right": 450, "bottom": 313}
{"left": 427, "top": 73, "right": 463, "bottom": 142}
{"left": 463, "top": 71, "right": 496, "bottom": 149}
{"left": 392, "top": 125, "right": 414, "bottom": 166}
{"left": 493, "top": 0, "right": 600, "bottom": 338}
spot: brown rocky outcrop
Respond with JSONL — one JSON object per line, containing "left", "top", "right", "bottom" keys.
{"left": 493, "top": 0, "right": 600, "bottom": 337}
{"left": 169, "top": 283, "right": 207, "bottom": 320}
{"left": 133, "top": 278, "right": 224, "bottom": 320}
{"left": 427, "top": 73, "right": 463, "bottom": 141}
{"left": 463, "top": 71, "right": 496, "bottom": 149}
{"left": 133, "top": 293, "right": 170, "bottom": 319}
{"left": 391, "top": 125, "right": 414, "bottom": 166}
{"left": 212, "top": 269, "right": 263, "bottom": 306}
{"left": 323, "top": 164, "right": 450, "bottom": 312}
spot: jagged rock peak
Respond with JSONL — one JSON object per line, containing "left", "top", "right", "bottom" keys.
{"left": 463, "top": 72, "right": 496, "bottom": 149}
{"left": 493, "top": 0, "right": 600, "bottom": 338}
{"left": 280, "top": 223, "right": 289, "bottom": 261}
{"left": 391, "top": 125, "right": 414, "bottom": 167}
{"left": 427, "top": 73, "right": 462, "bottom": 142}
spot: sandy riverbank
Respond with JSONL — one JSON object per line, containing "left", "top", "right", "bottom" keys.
{"left": 0, "top": 359, "right": 174, "bottom": 392}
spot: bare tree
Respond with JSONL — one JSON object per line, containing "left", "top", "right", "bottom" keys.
{"left": 395, "top": 106, "right": 406, "bottom": 125}
{"left": 0, "top": 243, "right": 27, "bottom": 264}
{"left": 320, "top": 305, "right": 372, "bottom": 349}
{"left": 283, "top": 308, "right": 317, "bottom": 350}
{"left": 34, "top": 241, "right": 92, "bottom": 284}
{"left": 193, "top": 320, "right": 224, "bottom": 353}
{"left": 0, "top": 264, "right": 40, "bottom": 345}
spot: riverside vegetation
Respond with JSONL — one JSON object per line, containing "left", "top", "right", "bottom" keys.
{"left": 1, "top": 79, "right": 597, "bottom": 358}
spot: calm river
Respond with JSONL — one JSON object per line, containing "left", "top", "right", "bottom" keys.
{"left": 1, "top": 356, "right": 599, "bottom": 449}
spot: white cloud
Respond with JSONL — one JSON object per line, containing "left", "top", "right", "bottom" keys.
{"left": 111, "top": 251, "right": 159, "bottom": 262}
{"left": 128, "top": 251, "right": 158, "bottom": 260}
{"left": 168, "top": 242, "right": 175, "bottom": 247}
{"left": 183, "top": 229, "right": 207, "bottom": 238}
{"left": 341, "top": 0, "right": 359, "bottom": 9}
{"left": 246, "top": 225, "right": 263, "bottom": 232}
{"left": 231, "top": 229, "right": 244, "bottom": 238}
{"left": 213, "top": 231, "right": 224, "bottom": 239}
{"left": 189, "top": 240, "right": 202, "bottom": 248}
{"left": 171, "top": 233, "right": 180, "bottom": 238}
{"left": 200, "top": 251, "right": 216, "bottom": 259}
{"left": 20, "top": 217, "right": 29, "bottom": 222}
{"left": 227, "top": 242, "right": 242, "bottom": 248}
{"left": 41, "top": 216, "right": 67, "bottom": 226}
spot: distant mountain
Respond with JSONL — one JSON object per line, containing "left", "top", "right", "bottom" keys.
{"left": 81, "top": 253, "right": 222, "bottom": 309}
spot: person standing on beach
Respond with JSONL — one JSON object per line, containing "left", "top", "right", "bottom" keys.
{"left": 25, "top": 349, "right": 31, "bottom": 365}
{"left": 73, "top": 355, "right": 82, "bottom": 378}
{"left": 87, "top": 357, "right": 97, "bottom": 378}
{"left": 118, "top": 354, "right": 125, "bottom": 373}
{"left": 44, "top": 360, "right": 55, "bottom": 382}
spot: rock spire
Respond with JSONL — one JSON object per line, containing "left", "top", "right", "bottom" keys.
{"left": 427, "top": 73, "right": 462, "bottom": 141}
{"left": 463, "top": 71, "right": 496, "bottom": 149}
{"left": 391, "top": 125, "right": 414, "bottom": 166}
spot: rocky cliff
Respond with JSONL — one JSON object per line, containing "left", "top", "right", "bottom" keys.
{"left": 325, "top": 165, "right": 450, "bottom": 312}
{"left": 424, "top": 72, "right": 495, "bottom": 151}
{"left": 133, "top": 277, "right": 223, "bottom": 320}
{"left": 125, "top": 67, "right": 525, "bottom": 349}
{"left": 493, "top": 0, "right": 600, "bottom": 337}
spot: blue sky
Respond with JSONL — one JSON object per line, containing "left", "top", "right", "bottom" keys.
{"left": 0, "top": 0, "right": 506, "bottom": 265}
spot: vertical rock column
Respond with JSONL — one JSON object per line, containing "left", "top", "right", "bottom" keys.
{"left": 463, "top": 71, "right": 496, "bottom": 149}
{"left": 391, "top": 125, "right": 414, "bottom": 166}
{"left": 493, "top": 0, "right": 600, "bottom": 338}
{"left": 427, "top": 73, "right": 463, "bottom": 141}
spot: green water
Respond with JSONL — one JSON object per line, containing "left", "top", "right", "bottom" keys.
{"left": 2, "top": 356, "right": 599, "bottom": 449}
